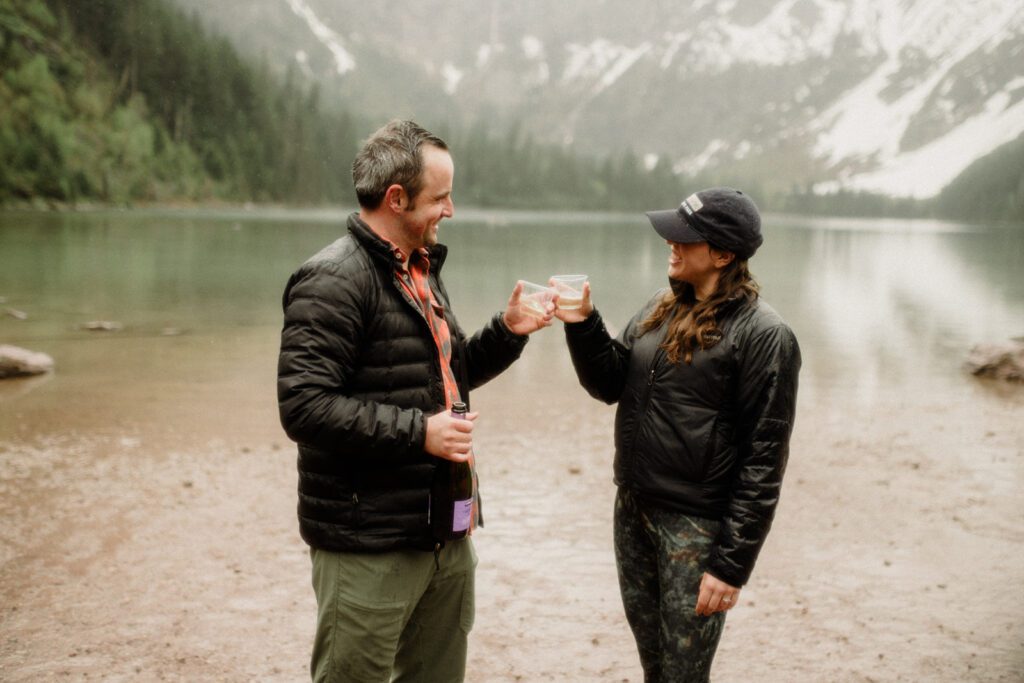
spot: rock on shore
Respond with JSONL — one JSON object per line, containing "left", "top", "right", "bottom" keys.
{"left": 965, "top": 338, "right": 1024, "bottom": 382}
{"left": 0, "top": 345, "right": 54, "bottom": 379}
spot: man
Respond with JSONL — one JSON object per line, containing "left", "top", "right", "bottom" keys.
{"left": 277, "top": 120, "right": 553, "bottom": 682}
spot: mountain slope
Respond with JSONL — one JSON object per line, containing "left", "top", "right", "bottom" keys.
{"left": 169, "top": 0, "right": 1024, "bottom": 202}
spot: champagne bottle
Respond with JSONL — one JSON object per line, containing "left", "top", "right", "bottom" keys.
{"left": 429, "top": 402, "right": 475, "bottom": 541}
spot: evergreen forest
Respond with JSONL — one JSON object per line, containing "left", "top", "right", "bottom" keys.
{"left": 0, "top": 0, "right": 687, "bottom": 211}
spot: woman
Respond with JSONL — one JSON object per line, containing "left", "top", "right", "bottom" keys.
{"left": 554, "top": 187, "right": 800, "bottom": 682}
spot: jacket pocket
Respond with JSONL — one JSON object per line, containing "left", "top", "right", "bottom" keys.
{"left": 701, "top": 415, "right": 737, "bottom": 481}
{"left": 350, "top": 491, "right": 361, "bottom": 527}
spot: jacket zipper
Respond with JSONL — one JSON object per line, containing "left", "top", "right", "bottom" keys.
{"left": 626, "top": 348, "right": 664, "bottom": 476}
{"left": 390, "top": 271, "right": 448, "bottom": 404}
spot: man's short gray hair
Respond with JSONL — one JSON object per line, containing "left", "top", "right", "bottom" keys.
{"left": 352, "top": 120, "right": 448, "bottom": 209}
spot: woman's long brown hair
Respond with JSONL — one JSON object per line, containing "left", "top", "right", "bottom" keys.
{"left": 639, "top": 258, "right": 759, "bottom": 364}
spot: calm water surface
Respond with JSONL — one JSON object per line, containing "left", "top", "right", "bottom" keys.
{"left": 1, "top": 207, "right": 1022, "bottom": 428}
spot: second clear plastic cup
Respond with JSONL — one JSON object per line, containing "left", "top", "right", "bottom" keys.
{"left": 550, "top": 274, "right": 588, "bottom": 310}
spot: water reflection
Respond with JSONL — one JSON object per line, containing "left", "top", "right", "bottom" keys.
{"left": 785, "top": 222, "right": 1024, "bottom": 404}
{"left": 1, "top": 208, "right": 1021, "bottom": 409}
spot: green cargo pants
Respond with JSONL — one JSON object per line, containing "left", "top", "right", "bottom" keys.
{"left": 309, "top": 539, "right": 476, "bottom": 683}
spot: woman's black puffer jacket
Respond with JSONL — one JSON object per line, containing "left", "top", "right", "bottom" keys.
{"left": 278, "top": 214, "right": 527, "bottom": 553}
{"left": 564, "top": 289, "right": 800, "bottom": 587}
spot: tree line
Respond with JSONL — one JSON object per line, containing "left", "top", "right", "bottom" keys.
{"left": 0, "top": 0, "right": 1020, "bottom": 222}
{"left": 933, "top": 132, "right": 1024, "bottom": 223}
{"left": 0, "top": 0, "right": 684, "bottom": 210}
{"left": 1, "top": 0, "right": 360, "bottom": 204}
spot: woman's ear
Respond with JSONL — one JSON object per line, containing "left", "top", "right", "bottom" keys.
{"left": 712, "top": 249, "right": 736, "bottom": 268}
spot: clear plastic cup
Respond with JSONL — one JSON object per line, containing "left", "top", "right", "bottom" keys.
{"left": 519, "top": 281, "right": 557, "bottom": 317}
{"left": 550, "top": 274, "right": 588, "bottom": 310}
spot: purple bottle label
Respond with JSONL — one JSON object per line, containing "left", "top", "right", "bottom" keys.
{"left": 452, "top": 498, "right": 473, "bottom": 532}
{"left": 450, "top": 403, "right": 473, "bottom": 533}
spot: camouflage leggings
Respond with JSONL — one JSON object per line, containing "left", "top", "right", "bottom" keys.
{"left": 614, "top": 488, "right": 726, "bottom": 683}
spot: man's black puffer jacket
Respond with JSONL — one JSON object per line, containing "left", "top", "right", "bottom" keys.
{"left": 278, "top": 214, "right": 528, "bottom": 553}
{"left": 564, "top": 288, "right": 800, "bottom": 587}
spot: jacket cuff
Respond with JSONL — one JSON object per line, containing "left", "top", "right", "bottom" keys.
{"left": 495, "top": 311, "right": 530, "bottom": 343}
{"left": 706, "top": 555, "right": 749, "bottom": 588}
{"left": 563, "top": 309, "right": 602, "bottom": 337}
{"left": 410, "top": 407, "right": 428, "bottom": 453}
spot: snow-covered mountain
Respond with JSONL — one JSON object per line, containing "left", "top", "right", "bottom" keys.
{"left": 171, "top": 0, "right": 1024, "bottom": 199}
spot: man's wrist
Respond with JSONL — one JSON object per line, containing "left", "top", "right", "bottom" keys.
{"left": 499, "top": 311, "right": 527, "bottom": 337}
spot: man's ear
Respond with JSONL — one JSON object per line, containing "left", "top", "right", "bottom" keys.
{"left": 384, "top": 184, "right": 406, "bottom": 213}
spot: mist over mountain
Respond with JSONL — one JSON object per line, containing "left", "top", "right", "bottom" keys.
{"left": 171, "top": 0, "right": 1024, "bottom": 201}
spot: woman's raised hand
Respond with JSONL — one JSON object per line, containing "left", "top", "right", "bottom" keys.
{"left": 550, "top": 279, "right": 594, "bottom": 324}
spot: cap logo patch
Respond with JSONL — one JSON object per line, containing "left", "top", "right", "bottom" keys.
{"left": 685, "top": 193, "right": 704, "bottom": 213}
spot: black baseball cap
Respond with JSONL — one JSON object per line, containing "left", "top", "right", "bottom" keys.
{"left": 645, "top": 187, "right": 763, "bottom": 259}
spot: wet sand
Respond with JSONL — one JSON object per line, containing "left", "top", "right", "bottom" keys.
{"left": 1, "top": 333, "right": 1023, "bottom": 682}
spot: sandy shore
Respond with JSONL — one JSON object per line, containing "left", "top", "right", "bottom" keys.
{"left": 1, "top": 340, "right": 1023, "bottom": 682}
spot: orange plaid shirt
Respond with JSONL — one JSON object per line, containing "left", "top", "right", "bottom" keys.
{"left": 390, "top": 244, "right": 480, "bottom": 530}
{"left": 391, "top": 246, "right": 461, "bottom": 407}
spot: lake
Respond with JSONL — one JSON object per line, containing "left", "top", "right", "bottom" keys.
{"left": 1, "top": 207, "right": 1022, "bottom": 423}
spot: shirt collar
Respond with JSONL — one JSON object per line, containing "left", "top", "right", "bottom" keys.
{"left": 386, "top": 241, "right": 430, "bottom": 273}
